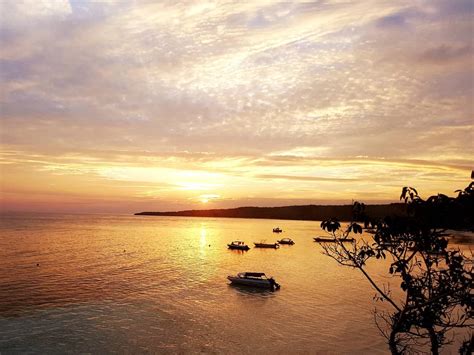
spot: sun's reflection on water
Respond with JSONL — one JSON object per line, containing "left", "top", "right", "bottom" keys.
{"left": 199, "top": 226, "right": 207, "bottom": 249}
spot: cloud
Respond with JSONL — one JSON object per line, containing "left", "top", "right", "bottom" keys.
{"left": 0, "top": 0, "right": 473, "bottom": 212}
{"left": 254, "top": 174, "right": 358, "bottom": 182}
{"left": 376, "top": 12, "right": 409, "bottom": 28}
{"left": 419, "top": 44, "right": 473, "bottom": 64}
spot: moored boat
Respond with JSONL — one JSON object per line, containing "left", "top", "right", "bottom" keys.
{"left": 227, "top": 272, "right": 280, "bottom": 290}
{"left": 277, "top": 238, "right": 295, "bottom": 245}
{"left": 254, "top": 242, "right": 280, "bottom": 248}
{"left": 227, "top": 240, "right": 250, "bottom": 250}
{"left": 313, "top": 237, "right": 355, "bottom": 243}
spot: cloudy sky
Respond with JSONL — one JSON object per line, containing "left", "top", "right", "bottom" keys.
{"left": 1, "top": 0, "right": 473, "bottom": 213}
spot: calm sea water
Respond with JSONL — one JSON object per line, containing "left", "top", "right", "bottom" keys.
{"left": 0, "top": 213, "right": 470, "bottom": 354}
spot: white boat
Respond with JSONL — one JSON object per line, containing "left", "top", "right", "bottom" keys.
{"left": 227, "top": 272, "right": 280, "bottom": 290}
{"left": 277, "top": 238, "right": 295, "bottom": 245}
{"left": 227, "top": 240, "right": 250, "bottom": 250}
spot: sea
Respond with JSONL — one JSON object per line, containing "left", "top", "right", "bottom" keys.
{"left": 0, "top": 213, "right": 471, "bottom": 354}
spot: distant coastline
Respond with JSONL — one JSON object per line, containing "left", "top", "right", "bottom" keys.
{"left": 135, "top": 203, "right": 406, "bottom": 222}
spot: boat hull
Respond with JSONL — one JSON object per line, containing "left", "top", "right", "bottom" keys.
{"left": 254, "top": 243, "right": 279, "bottom": 249}
{"left": 228, "top": 244, "right": 250, "bottom": 250}
{"left": 227, "top": 276, "right": 273, "bottom": 288}
{"left": 313, "top": 237, "right": 355, "bottom": 243}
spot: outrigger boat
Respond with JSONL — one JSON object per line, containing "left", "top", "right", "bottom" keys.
{"left": 277, "top": 238, "right": 295, "bottom": 245}
{"left": 227, "top": 272, "right": 280, "bottom": 290}
{"left": 273, "top": 227, "right": 283, "bottom": 233}
{"left": 313, "top": 237, "right": 355, "bottom": 243}
{"left": 227, "top": 240, "right": 250, "bottom": 250}
{"left": 254, "top": 242, "right": 280, "bottom": 249}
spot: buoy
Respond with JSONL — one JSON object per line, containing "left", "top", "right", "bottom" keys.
{"left": 36, "top": 263, "right": 39, "bottom": 267}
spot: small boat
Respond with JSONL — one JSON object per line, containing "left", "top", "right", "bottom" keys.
{"left": 227, "top": 241, "right": 250, "bottom": 250}
{"left": 277, "top": 238, "right": 295, "bottom": 245}
{"left": 254, "top": 242, "right": 280, "bottom": 249}
{"left": 227, "top": 272, "right": 280, "bottom": 290}
{"left": 313, "top": 237, "right": 355, "bottom": 243}
{"left": 273, "top": 227, "right": 283, "bottom": 233}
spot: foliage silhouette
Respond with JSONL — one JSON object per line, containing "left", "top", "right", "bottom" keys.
{"left": 319, "top": 182, "right": 473, "bottom": 354}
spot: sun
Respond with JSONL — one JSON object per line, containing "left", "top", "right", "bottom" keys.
{"left": 198, "top": 194, "right": 220, "bottom": 204}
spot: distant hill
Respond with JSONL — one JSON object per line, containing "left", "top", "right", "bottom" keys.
{"left": 135, "top": 203, "right": 406, "bottom": 221}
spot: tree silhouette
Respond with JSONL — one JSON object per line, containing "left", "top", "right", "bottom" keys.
{"left": 319, "top": 182, "right": 473, "bottom": 354}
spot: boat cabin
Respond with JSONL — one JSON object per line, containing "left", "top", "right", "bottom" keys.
{"left": 238, "top": 272, "right": 268, "bottom": 279}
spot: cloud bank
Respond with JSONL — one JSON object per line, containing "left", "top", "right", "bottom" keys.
{"left": 1, "top": 0, "right": 472, "bottom": 212}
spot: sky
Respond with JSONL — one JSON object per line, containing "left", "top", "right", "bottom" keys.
{"left": 0, "top": 0, "right": 473, "bottom": 213}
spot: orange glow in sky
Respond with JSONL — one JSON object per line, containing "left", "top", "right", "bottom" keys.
{"left": 0, "top": 1, "right": 473, "bottom": 213}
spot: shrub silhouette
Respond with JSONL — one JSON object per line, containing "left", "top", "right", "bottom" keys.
{"left": 320, "top": 182, "right": 473, "bottom": 354}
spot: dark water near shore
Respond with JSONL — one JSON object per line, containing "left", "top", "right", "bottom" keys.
{"left": 0, "top": 213, "right": 470, "bottom": 354}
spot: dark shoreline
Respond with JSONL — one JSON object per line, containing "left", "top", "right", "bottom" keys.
{"left": 135, "top": 203, "right": 406, "bottom": 222}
